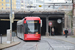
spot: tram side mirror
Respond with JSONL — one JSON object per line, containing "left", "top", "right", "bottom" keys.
{"left": 41, "top": 20, "right": 42, "bottom": 27}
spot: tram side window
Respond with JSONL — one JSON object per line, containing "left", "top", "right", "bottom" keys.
{"left": 19, "top": 25, "right": 20, "bottom": 33}
{"left": 19, "top": 26, "right": 20, "bottom": 33}
{"left": 25, "top": 24, "right": 28, "bottom": 34}
{"left": 20, "top": 25, "right": 22, "bottom": 34}
{"left": 21, "top": 25, "right": 23, "bottom": 34}
{"left": 17, "top": 26, "right": 18, "bottom": 33}
{"left": 20, "top": 25, "right": 21, "bottom": 33}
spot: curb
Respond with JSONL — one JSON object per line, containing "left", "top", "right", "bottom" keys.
{"left": 46, "top": 36, "right": 75, "bottom": 45}
{"left": 0, "top": 42, "right": 21, "bottom": 49}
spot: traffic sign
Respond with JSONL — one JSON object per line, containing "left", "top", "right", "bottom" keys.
{"left": 49, "top": 22, "right": 52, "bottom": 26}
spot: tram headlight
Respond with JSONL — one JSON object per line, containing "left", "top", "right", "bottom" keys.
{"left": 36, "top": 32, "right": 38, "bottom": 34}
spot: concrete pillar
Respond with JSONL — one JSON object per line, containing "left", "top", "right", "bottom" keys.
{"left": 73, "top": 17, "right": 75, "bottom": 35}
{"left": 65, "top": 14, "right": 67, "bottom": 28}
{"left": 73, "top": 0, "right": 75, "bottom": 35}
{"left": 68, "top": 16, "right": 72, "bottom": 34}
{"left": 46, "top": 17, "right": 49, "bottom": 36}
{"left": 68, "top": 16, "right": 71, "bottom": 29}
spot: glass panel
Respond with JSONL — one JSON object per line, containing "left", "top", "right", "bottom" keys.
{"left": 6, "top": 0, "right": 9, "bottom": 2}
{"left": 2, "top": 3, "right": 3, "bottom": 6}
{"left": 2, "top": 0, "right": 3, "bottom": 1}
{"left": 25, "top": 20, "right": 40, "bottom": 34}
{"left": 6, "top": 4, "right": 10, "bottom": 7}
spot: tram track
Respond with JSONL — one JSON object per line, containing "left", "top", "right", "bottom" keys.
{"left": 29, "top": 40, "right": 54, "bottom": 50}
{"left": 4, "top": 37, "right": 75, "bottom": 50}
{"left": 25, "top": 38, "right": 75, "bottom": 50}
{"left": 26, "top": 42, "right": 38, "bottom": 50}
{"left": 24, "top": 40, "right": 54, "bottom": 50}
{"left": 41, "top": 40, "right": 54, "bottom": 50}
{"left": 17, "top": 37, "right": 54, "bottom": 50}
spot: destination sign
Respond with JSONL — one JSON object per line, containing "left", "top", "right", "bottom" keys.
{"left": 27, "top": 21, "right": 38, "bottom": 23}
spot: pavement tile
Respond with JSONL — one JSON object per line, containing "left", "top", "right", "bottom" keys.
{"left": 0, "top": 41, "right": 20, "bottom": 49}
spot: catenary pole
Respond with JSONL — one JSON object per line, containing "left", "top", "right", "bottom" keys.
{"left": 10, "top": 0, "right": 12, "bottom": 42}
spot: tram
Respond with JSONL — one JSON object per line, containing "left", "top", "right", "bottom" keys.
{"left": 17, "top": 17, "right": 41, "bottom": 40}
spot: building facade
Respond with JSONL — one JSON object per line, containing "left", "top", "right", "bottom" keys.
{"left": 0, "top": 0, "right": 16, "bottom": 10}
{"left": 0, "top": 0, "right": 72, "bottom": 10}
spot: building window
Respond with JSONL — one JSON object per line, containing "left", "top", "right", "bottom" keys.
{"left": 2, "top": 3, "right": 3, "bottom": 5}
{"left": 21, "top": 1, "right": 23, "bottom": 3}
{"left": 6, "top": 8, "right": 10, "bottom": 9}
{"left": 6, "top": 4, "right": 10, "bottom": 7}
{"left": 16, "top": 7, "right": 20, "bottom": 9}
{"left": 16, "top": 3, "right": 20, "bottom": 4}
{"left": 6, "top": 0, "right": 9, "bottom": 2}
{"left": 21, "top": 5, "right": 23, "bottom": 6}
{"left": 2, "top": 7, "right": 3, "bottom": 9}
{"left": 54, "top": 6, "right": 59, "bottom": 9}
{"left": 2, "top": 0, "right": 3, "bottom": 1}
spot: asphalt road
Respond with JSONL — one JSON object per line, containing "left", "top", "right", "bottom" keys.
{"left": 3, "top": 36, "right": 75, "bottom": 50}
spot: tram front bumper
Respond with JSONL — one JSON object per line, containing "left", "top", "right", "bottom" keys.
{"left": 24, "top": 34, "right": 41, "bottom": 40}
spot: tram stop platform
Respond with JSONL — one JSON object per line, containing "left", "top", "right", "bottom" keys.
{"left": 0, "top": 36, "right": 21, "bottom": 49}
{"left": 44, "top": 35, "right": 75, "bottom": 45}
{"left": 0, "top": 36, "right": 75, "bottom": 49}
{"left": 0, "top": 42, "right": 20, "bottom": 49}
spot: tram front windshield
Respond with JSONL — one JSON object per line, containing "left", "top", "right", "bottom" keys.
{"left": 25, "top": 20, "right": 40, "bottom": 34}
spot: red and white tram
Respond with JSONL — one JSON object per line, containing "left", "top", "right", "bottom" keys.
{"left": 17, "top": 17, "right": 41, "bottom": 40}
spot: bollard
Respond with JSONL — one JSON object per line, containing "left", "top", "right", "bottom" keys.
{"left": 0, "top": 34, "right": 2, "bottom": 44}
{"left": 7, "top": 29, "right": 12, "bottom": 44}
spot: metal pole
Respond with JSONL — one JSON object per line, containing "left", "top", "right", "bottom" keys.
{"left": 50, "top": 27, "right": 51, "bottom": 36}
{"left": 0, "top": 34, "right": 2, "bottom": 44}
{"left": 10, "top": 0, "right": 12, "bottom": 41}
{"left": 46, "top": 17, "right": 49, "bottom": 35}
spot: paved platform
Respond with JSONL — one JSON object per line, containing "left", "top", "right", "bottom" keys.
{"left": 0, "top": 42, "right": 20, "bottom": 49}
{"left": 0, "top": 36, "right": 21, "bottom": 49}
{"left": 3, "top": 36, "right": 75, "bottom": 50}
{"left": 45, "top": 36, "right": 75, "bottom": 44}
{"left": 0, "top": 36, "right": 75, "bottom": 50}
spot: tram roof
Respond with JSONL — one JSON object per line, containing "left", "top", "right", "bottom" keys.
{"left": 24, "top": 17, "right": 40, "bottom": 20}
